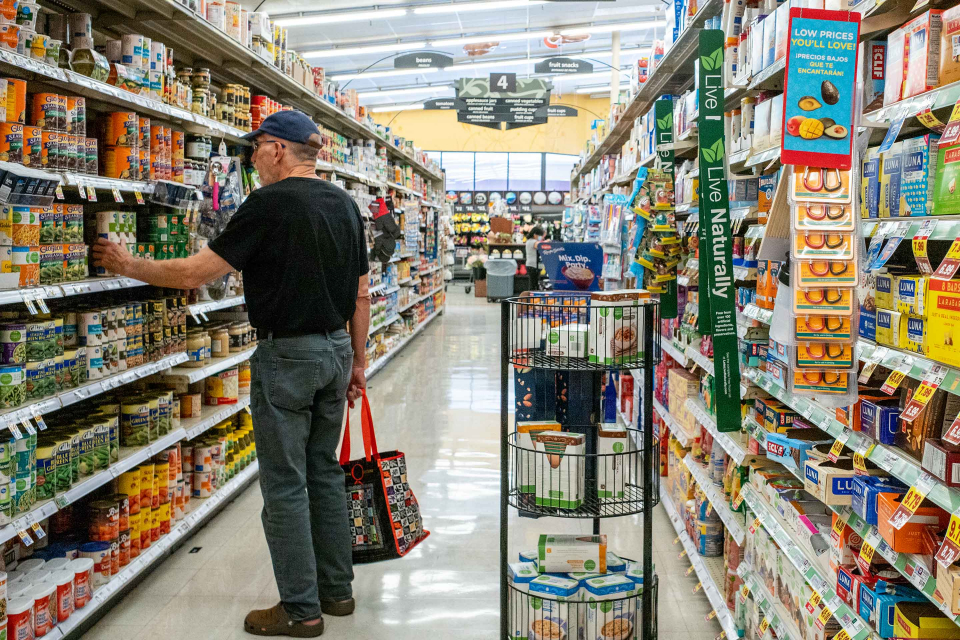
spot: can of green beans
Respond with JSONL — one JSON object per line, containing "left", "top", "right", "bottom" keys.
{"left": 92, "top": 419, "right": 110, "bottom": 471}
{"left": 35, "top": 441, "right": 55, "bottom": 501}
{"left": 121, "top": 400, "right": 150, "bottom": 447}
{"left": 78, "top": 424, "right": 94, "bottom": 477}
{"left": 52, "top": 436, "right": 71, "bottom": 492}
{"left": 67, "top": 428, "right": 80, "bottom": 484}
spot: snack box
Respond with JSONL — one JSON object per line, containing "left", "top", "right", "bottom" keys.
{"left": 606, "top": 552, "right": 626, "bottom": 573}
{"left": 538, "top": 534, "right": 607, "bottom": 574}
{"left": 589, "top": 291, "right": 642, "bottom": 365}
{"left": 520, "top": 550, "right": 539, "bottom": 567}
{"left": 527, "top": 575, "right": 581, "bottom": 640}
{"left": 903, "top": 11, "right": 944, "bottom": 99}
{"left": 763, "top": 400, "right": 799, "bottom": 432}
{"left": 921, "top": 439, "right": 960, "bottom": 486}
{"left": 837, "top": 564, "right": 860, "bottom": 607}
{"left": 514, "top": 368, "right": 556, "bottom": 422}
{"left": 534, "top": 432, "right": 585, "bottom": 509}
{"left": 896, "top": 379, "right": 960, "bottom": 461}
{"left": 803, "top": 458, "right": 885, "bottom": 506}
{"left": 941, "top": 4, "right": 960, "bottom": 86}
{"left": 508, "top": 562, "right": 539, "bottom": 591}
{"left": 513, "top": 316, "right": 544, "bottom": 353}
{"left": 863, "top": 147, "right": 882, "bottom": 219}
{"left": 933, "top": 143, "right": 960, "bottom": 216}
{"left": 546, "top": 323, "right": 589, "bottom": 358}
{"left": 901, "top": 134, "right": 940, "bottom": 217}
{"left": 905, "top": 316, "right": 926, "bottom": 355}
{"left": 877, "top": 492, "right": 951, "bottom": 553}
{"left": 859, "top": 580, "right": 925, "bottom": 638}
{"left": 875, "top": 274, "right": 894, "bottom": 310}
{"left": 875, "top": 309, "right": 905, "bottom": 349}
{"left": 880, "top": 141, "right": 903, "bottom": 218}
{"left": 859, "top": 397, "right": 901, "bottom": 444}
{"left": 894, "top": 275, "right": 927, "bottom": 318}
{"left": 598, "top": 427, "right": 627, "bottom": 500}
{"left": 851, "top": 475, "right": 908, "bottom": 525}
{"left": 894, "top": 601, "right": 960, "bottom": 638}
{"left": 937, "top": 563, "right": 960, "bottom": 615}
{"left": 864, "top": 41, "right": 887, "bottom": 113}
{"left": 860, "top": 303, "right": 877, "bottom": 341}
{"left": 832, "top": 511, "right": 865, "bottom": 566}
{"left": 927, "top": 277, "right": 960, "bottom": 368}
{"left": 517, "top": 421, "right": 561, "bottom": 493}
{"left": 583, "top": 575, "right": 638, "bottom": 637}
{"left": 765, "top": 428, "right": 833, "bottom": 472}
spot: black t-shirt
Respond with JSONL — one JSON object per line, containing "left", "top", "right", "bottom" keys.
{"left": 208, "top": 177, "right": 370, "bottom": 333}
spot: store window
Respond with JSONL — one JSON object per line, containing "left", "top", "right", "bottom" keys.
{"left": 507, "top": 153, "right": 542, "bottom": 191}
{"left": 439, "top": 152, "right": 475, "bottom": 191}
{"left": 545, "top": 154, "right": 579, "bottom": 191}
{"left": 474, "top": 153, "right": 508, "bottom": 190}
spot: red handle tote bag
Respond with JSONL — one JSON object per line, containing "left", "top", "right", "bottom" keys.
{"left": 339, "top": 390, "right": 429, "bottom": 563}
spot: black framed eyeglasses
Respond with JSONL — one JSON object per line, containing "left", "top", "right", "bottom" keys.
{"left": 253, "top": 139, "right": 285, "bottom": 152}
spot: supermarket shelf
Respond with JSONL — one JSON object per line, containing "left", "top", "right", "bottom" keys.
{"left": 365, "top": 308, "right": 442, "bottom": 381}
{"left": 0, "top": 277, "right": 148, "bottom": 307}
{"left": 738, "top": 563, "right": 805, "bottom": 640}
{"left": 858, "top": 339, "right": 960, "bottom": 399}
{"left": 683, "top": 453, "right": 747, "bottom": 544}
{"left": 745, "top": 146, "right": 782, "bottom": 169}
{"left": 387, "top": 181, "right": 424, "bottom": 198}
{"left": 52, "top": 459, "right": 260, "bottom": 639}
{"left": 661, "top": 341, "right": 689, "bottom": 366}
{"left": 740, "top": 484, "right": 874, "bottom": 640}
{"left": 684, "top": 397, "right": 749, "bottom": 465}
{"left": 60, "top": 173, "right": 154, "bottom": 195}
{"left": 369, "top": 283, "right": 387, "bottom": 295}
{"left": 417, "top": 264, "right": 442, "bottom": 276}
{"left": 660, "top": 487, "right": 739, "bottom": 640}
{"left": 741, "top": 303, "right": 773, "bottom": 325}
{"left": 733, "top": 266, "right": 756, "bottom": 282}
{"left": 0, "top": 51, "right": 248, "bottom": 143}
{"left": 187, "top": 296, "right": 244, "bottom": 320}
{"left": 162, "top": 347, "right": 257, "bottom": 384}
{"left": 398, "top": 286, "right": 444, "bottom": 314}
{"left": 182, "top": 395, "right": 251, "bottom": 441}
{"left": 0, "top": 352, "right": 189, "bottom": 432}
{"left": 316, "top": 160, "right": 385, "bottom": 188}
{"left": 369, "top": 314, "right": 401, "bottom": 335}
{"left": 571, "top": 0, "right": 723, "bottom": 181}
{"left": 684, "top": 345, "right": 715, "bottom": 376}
{"left": 653, "top": 398, "right": 691, "bottom": 448}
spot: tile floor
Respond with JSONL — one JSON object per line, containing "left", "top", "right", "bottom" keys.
{"left": 84, "top": 289, "right": 723, "bottom": 639}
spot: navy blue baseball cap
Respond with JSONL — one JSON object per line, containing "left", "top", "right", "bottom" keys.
{"left": 242, "top": 110, "right": 322, "bottom": 148}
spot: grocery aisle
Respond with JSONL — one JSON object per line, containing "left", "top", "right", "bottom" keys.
{"left": 83, "top": 290, "right": 720, "bottom": 639}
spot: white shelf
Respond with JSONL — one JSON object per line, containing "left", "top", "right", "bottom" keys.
{"left": 684, "top": 345, "right": 715, "bottom": 376}
{"left": 653, "top": 398, "right": 690, "bottom": 447}
{"left": 187, "top": 296, "right": 244, "bottom": 320}
{"left": 368, "top": 314, "right": 401, "bottom": 336}
{"left": 365, "top": 308, "right": 442, "bottom": 380}
{"left": 661, "top": 341, "right": 689, "bottom": 366}
{"left": 60, "top": 173, "right": 154, "bottom": 195}
{"left": 738, "top": 562, "right": 805, "bottom": 640}
{"left": 0, "top": 277, "right": 149, "bottom": 308}
{"left": 182, "top": 395, "right": 251, "bottom": 441}
{"left": 162, "top": 347, "right": 257, "bottom": 384}
{"left": 661, "top": 487, "right": 739, "bottom": 640}
{"left": 741, "top": 303, "right": 773, "bottom": 325}
{"left": 684, "top": 397, "right": 748, "bottom": 465}
{"left": 0, "top": 353, "right": 188, "bottom": 433}
{"left": 46, "top": 460, "right": 260, "bottom": 639}
{"left": 417, "top": 264, "right": 442, "bottom": 276}
{"left": 397, "top": 286, "right": 444, "bottom": 314}
{"left": 682, "top": 453, "right": 747, "bottom": 544}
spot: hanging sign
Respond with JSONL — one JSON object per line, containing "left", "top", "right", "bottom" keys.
{"left": 535, "top": 105, "right": 579, "bottom": 118}
{"left": 394, "top": 52, "right": 453, "bottom": 69}
{"left": 697, "top": 29, "right": 741, "bottom": 432}
{"left": 655, "top": 98, "right": 678, "bottom": 320}
{"left": 780, "top": 9, "right": 861, "bottom": 169}
{"left": 534, "top": 57, "right": 594, "bottom": 74}
{"left": 537, "top": 242, "right": 603, "bottom": 291}
{"left": 424, "top": 99, "right": 457, "bottom": 110}
{"left": 490, "top": 72, "right": 517, "bottom": 93}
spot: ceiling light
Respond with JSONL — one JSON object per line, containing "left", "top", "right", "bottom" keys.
{"left": 274, "top": 9, "right": 408, "bottom": 27}
{"left": 371, "top": 103, "right": 426, "bottom": 113}
{"left": 549, "top": 70, "right": 629, "bottom": 83}
{"left": 430, "top": 30, "right": 554, "bottom": 47}
{"left": 452, "top": 56, "right": 548, "bottom": 71}
{"left": 560, "top": 20, "right": 666, "bottom": 36}
{"left": 358, "top": 86, "right": 454, "bottom": 99}
{"left": 332, "top": 67, "right": 439, "bottom": 81}
{"left": 414, "top": 0, "right": 546, "bottom": 14}
{"left": 575, "top": 84, "right": 629, "bottom": 94}
{"left": 303, "top": 41, "right": 427, "bottom": 59}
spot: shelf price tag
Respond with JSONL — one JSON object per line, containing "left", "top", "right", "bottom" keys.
{"left": 134, "top": 190, "right": 144, "bottom": 205}
{"left": 881, "top": 355, "right": 913, "bottom": 395}
{"left": 8, "top": 422, "right": 22, "bottom": 440}
{"left": 859, "top": 346, "right": 889, "bottom": 383}
{"left": 879, "top": 106, "right": 910, "bottom": 153}
{"left": 87, "top": 186, "right": 96, "bottom": 201}
{"left": 21, "top": 292, "right": 37, "bottom": 315}
{"left": 32, "top": 413, "right": 46, "bottom": 431}
{"left": 19, "top": 418, "right": 34, "bottom": 436}
{"left": 76, "top": 178, "right": 86, "bottom": 199}
{"left": 944, "top": 415, "right": 960, "bottom": 446}
{"left": 732, "top": 489, "right": 744, "bottom": 510}
{"left": 934, "top": 237, "right": 960, "bottom": 281}
{"left": 30, "top": 522, "right": 45, "bottom": 539}
{"left": 936, "top": 508, "right": 960, "bottom": 568}
{"left": 889, "top": 472, "right": 936, "bottom": 530}
{"left": 815, "top": 605, "right": 832, "bottom": 630}
{"left": 834, "top": 630, "right": 851, "bottom": 640}
{"left": 859, "top": 527, "right": 882, "bottom": 565}
{"left": 912, "top": 561, "right": 931, "bottom": 589}
{"left": 902, "top": 365, "right": 949, "bottom": 423}
{"left": 758, "top": 617, "right": 770, "bottom": 636}
{"left": 112, "top": 187, "right": 123, "bottom": 203}
{"left": 913, "top": 219, "right": 938, "bottom": 274}
{"left": 831, "top": 511, "right": 848, "bottom": 545}
{"left": 806, "top": 591, "right": 822, "bottom": 614}
{"left": 692, "top": 582, "right": 703, "bottom": 593}
{"left": 54, "top": 184, "right": 63, "bottom": 200}
{"left": 939, "top": 98, "right": 960, "bottom": 146}
{"left": 853, "top": 441, "right": 875, "bottom": 476}
{"left": 917, "top": 108, "right": 946, "bottom": 134}
{"left": 685, "top": 564, "right": 695, "bottom": 576}
{"left": 16, "top": 529, "right": 32, "bottom": 546}
{"left": 741, "top": 584, "right": 751, "bottom": 600}
{"left": 828, "top": 431, "right": 850, "bottom": 462}
{"left": 748, "top": 516, "right": 762, "bottom": 535}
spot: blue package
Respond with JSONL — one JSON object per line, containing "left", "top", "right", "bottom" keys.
{"left": 851, "top": 476, "right": 908, "bottom": 525}
{"left": 859, "top": 399, "right": 901, "bottom": 444}
{"left": 873, "top": 586, "right": 927, "bottom": 638}
{"left": 766, "top": 429, "right": 833, "bottom": 471}
{"left": 860, "top": 307, "right": 877, "bottom": 341}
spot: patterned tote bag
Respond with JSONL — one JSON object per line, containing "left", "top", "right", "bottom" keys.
{"left": 339, "top": 390, "right": 429, "bottom": 563}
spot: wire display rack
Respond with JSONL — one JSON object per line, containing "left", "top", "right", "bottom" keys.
{"left": 500, "top": 295, "right": 660, "bottom": 640}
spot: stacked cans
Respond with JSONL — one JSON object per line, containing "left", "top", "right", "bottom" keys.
{"left": 92, "top": 210, "right": 135, "bottom": 276}
{"left": 97, "top": 111, "right": 138, "bottom": 180}
{"left": 25, "top": 90, "right": 93, "bottom": 174}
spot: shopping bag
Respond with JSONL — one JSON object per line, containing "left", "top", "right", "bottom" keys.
{"left": 339, "top": 390, "right": 429, "bottom": 563}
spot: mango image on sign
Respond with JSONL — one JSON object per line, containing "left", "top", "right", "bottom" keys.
{"left": 799, "top": 96, "right": 822, "bottom": 111}
{"left": 799, "top": 119, "right": 824, "bottom": 139}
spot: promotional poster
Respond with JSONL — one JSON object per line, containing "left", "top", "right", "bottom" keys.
{"left": 538, "top": 242, "right": 604, "bottom": 291}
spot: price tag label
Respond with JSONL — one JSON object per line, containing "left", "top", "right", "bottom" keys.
{"left": 17, "top": 529, "right": 32, "bottom": 546}
{"left": 692, "top": 582, "right": 703, "bottom": 593}
{"left": 917, "top": 108, "right": 946, "bottom": 133}
{"left": 913, "top": 219, "right": 938, "bottom": 274}
{"left": 859, "top": 346, "right": 889, "bottom": 383}
{"left": 54, "top": 495, "right": 69, "bottom": 509}
{"left": 21, "top": 293, "right": 37, "bottom": 315}
{"left": 732, "top": 489, "right": 744, "bottom": 509}
{"left": 832, "top": 512, "right": 848, "bottom": 544}
{"left": 880, "top": 106, "right": 910, "bottom": 152}
{"left": 834, "top": 630, "right": 851, "bottom": 640}
{"left": 706, "top": 611, "right": 718, "bottom": 621}
{"left": 19, "top": 418, "right": 34, "bottom": 436}
{"left": 30, "top": 522, "right": 45, "bottom": 539}
{"left": 912, "top": 561, "right": 931, "bottom": 589}
{"left": 35, "top": 294, "right": 48, "bottom": 314}
{"left": 678, "top": 549, "right": 687, "bottom": 559}
{"left": 936, "top": 508, "right": 960, "bottom": 568}
{"left": 112, "top": 187, "right": 123, "bottom": 203}
{"left": 853, "top": 441, "right": 875, "bottom": 476}
{"left": 938, "top": 97, "right": 960, "bottom": 146}
{"left": 881, "top": 355, "right": 913, "bottom": 395}
{"left": 816, "top": 605, "right": 832, "bottom": 630}
{"left": 749, "top": 516, "right": 762, "bottom": 535}
{"left": 775, "top": 621, "right": 785, "bottom": 638}
{"left": 87, "top": 186, "right": 97, "bottom": 201}
{"left": 864, "top": 221, "right": 894, "bottom": 268}
{"left": 889, "top": 473, "right": 936, "bottom": 530}
{"left": 806, "top": 591, "right": 822, "bottom": 614}
{"left": 134, "top": 190, "right": 144, "bottom": 205}
{"left": 902, "top": 365, "right": 949, "bottom": 422}
{"left": 76, "top": 178, "right": 86, "bottom": 199}
{"left": 54, "top": 184, "right": 64, "bottom": 200}
{"left": 934, "top": 238, "right": 960, "bottom": 281}
{"left": 32, "top": 413, "right": 46, "bottom": 431}
{"left": 741, "top": 584, "right": 751, "bottom": 600}
{"left": 8, "top": 422, "right": 22, "bottom": 440}
{"left": 859, "top": 528, "right": 882, "bottom": 565}
{"left": 759, "top": 617, "right": 770, "bottom": 636}
{"left": 685, "top": 565, "right": 696, "bottom": 576}
{"left": 945, "top": 415, "right": 960, "bottom": 447}
{"left": 828, "top": 431, "right": 850, "bottom": 462}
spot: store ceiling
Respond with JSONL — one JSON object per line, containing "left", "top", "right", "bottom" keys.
{"left": 248, "top": 0, "right": 665, "bottom": 105}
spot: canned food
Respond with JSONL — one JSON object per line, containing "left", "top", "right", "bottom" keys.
{"left": 0, "top": 122, "right": 22, "bottom": 163}
{"left": 0, "top": 324, "right": 26, "bottom": 365}
{"left": 88, "top": 499, "right": 119, "bottom": 541}
{"left": 121, "top": 399, "right": 149, "bottom": 447}
{"left": 66, "top": 96, "right": 85, "bottom": 135}
{"left": 39, "top": 244, "right": 63, "bottom": 285}
{"left": 22, "top": 125, "right": 40, "bottom": 166}
{"left": 31, "top": 93, "right": 61, "bottom": 131}
{"left": 0, "top": 364, "right": 24, "bottom": 408}
{"left": 41, "top": 131, "right": 59, "bottom": 170}
{"left": 38, "top": 207, "right": 61, "bottom": 244}
{"left": 0, "top": 0, "right": 16, "bottom": 22}
{"left": 0, "top": 24, "right": 19, "bottom": 53}
{"left": 138, "top": 116, "right": 150, "bottom": 149}
{"left": 205, "top": 366, "right": 238, "bottom": 405}
{"left": 102, "top": 111, "right": 137, "bottom": 145}
{"left": 11, "top": 245, "right": 38, "bottom": 287}
{"left": 10, "top": 207, "right": 37, "bottom": 245}
{"left": 79, "top": 542, "right": 110, "bottom": 587}
{"left": 35, "top": 442, "right": 54, "bottom": 501}
{"left": 4, "top": 78, "right": 25, "bottom": 123}
{"left": 85, "top": 137, "right": 97, "bottom": 175}
{"left": 102, "top": 145, "right": 137, "bottom": 180}
{"left": 63, "top": 243, "right": 86, "bottom": 281}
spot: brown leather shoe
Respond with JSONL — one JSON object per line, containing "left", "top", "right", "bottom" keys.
{"left": 244, "top": 603, "right": 325, "bottom": 637}
{"left": 320, "top": 598, "right": 355, "bottom": 617}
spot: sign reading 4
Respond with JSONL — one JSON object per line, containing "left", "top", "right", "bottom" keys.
{"left": 490, "top": 72, "right": 517, "bottom": 93}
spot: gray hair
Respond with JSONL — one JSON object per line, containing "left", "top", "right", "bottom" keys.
{"left": 287, "top": 140, "right": 319, "bottom": 163}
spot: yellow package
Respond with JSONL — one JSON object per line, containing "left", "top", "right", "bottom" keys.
{"left": 796, "top": 260, "right": 857, "bottom": 287}
{"left": 794, "top": 287, "right": 853, "bottom": 315}
{"left": 795, "top": 315, "right": 852, "bottom": 341}
{"left": 793, "top": 370, "right": 848, "bottom": 394}
{"left": 875, "top": 274, "right": 894, "bottom": 310}
{"left": 796, "top": 342, "right": 853, "bottom": 368}
{"left": 894, "top": 275, "right": 928, "bottom": 317}
{"left": 794, "top": 231, "right": 855, "bottom": 259}
{"left": 876, "top": 309, "right": 905, "bottom": 348}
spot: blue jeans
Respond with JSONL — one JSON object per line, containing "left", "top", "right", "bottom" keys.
{"left": 250, "top": 330, "right": 355, "bottom": 621}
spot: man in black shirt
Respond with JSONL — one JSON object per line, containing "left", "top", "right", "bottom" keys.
{"left": 93, "top": 110, "right": 369, "bottom": 638}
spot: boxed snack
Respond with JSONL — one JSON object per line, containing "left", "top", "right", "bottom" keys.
{"left": 896, "top": 379, "right": 960, "bottom": 460}
{"left": 859, "top": 397, "right": 901, "bottom": 444}
{"left": 538, "top": 534, "right": 608, "bottom": 574}
{"left": 880, "top": 142, "right": 903, "bottom": 218}
{"left": 534, "top": 431, "right": 585, "bottom": 509}
{"left": 862, "top": 147, "right": 882, "bottom": 218}
{"left": 765, "top": 428, "right": 833, "bottom": 472}
{"left": 894, "top": 275, "right": 927, "bottom": 317}
{"left": 763, "top": 400, "right": 799, "bottom": 432}
{"left": 903, "top": 11, "right": 944, "bottom": 98}
{"left": 516, "top": 421, "right": 561, "bottom": 493}
{"left": 850, "top": 475, "right": 907, "bottom": 525}
{"left": 927, "top": 277, "right": 960, "bottom": 367}
{"left": 937, "top": 563, "right": 960, "bottom": 615}
{"left": 940, "top": 4, "right": 960, "bottom": 86}
{"left": 803, "top": 458, "right": 885, "bottom": 506}
{"left": 527, "top": 574, "right": 581, "bottom": 640}
{"left": 905, "top": 316, "right": 926, "bottom": 355}
{"left": 864, "top": 40, "right": 886, "bottom": 112}
{"left": 589, "top": 291, "right": 641, "bottom": 365}
{"left": 873, "top": 587, "right": 928, "bottom": 637}
{"left": 876, "top": 309, "right": 906, "bottom": 348}
{"left": 583, "top": 574, "right": 638, "bottom": 639}
{"left": 762, "top": 11, "right": 777, "bottom": 70}
{"left": 894, "top": 601, "right": 960, "bottom": 638}
{"left": 513, "top": 316, "right": 544, "bottom": 353}
{"left": 875, "top": 273, "right": 894, "bottom": 310}
{"left": 921, "top": 439, "right": 960, "bottom": 486}
{"left": 546, "top": 323, "right": 588, "bottom": 358}
{"left": 933, "top": 143, "right": 960, "bottom": 216}
{"left": 877, "top": 492, "right": 951, "bottom": 553}
{"left": 598, "top": 426, "right": 627, "bottom": 500}
{"left": 884, "top": 28, "right": 906, "bottom": 106}
{"left": 900, "top": 134, "right": 939, "bottom": 217}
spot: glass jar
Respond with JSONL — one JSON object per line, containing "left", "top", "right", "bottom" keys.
{"left": 185, "top": 331, "right": 205, "bottom": 368}
{"left": 211, "top": 326, "right": 229, "bottom": 358}
{"left": 228, "top": 324, "right": 243, "bottom": 353}
{"left": 192, "top": 68, "right": 210, "bottom": 88}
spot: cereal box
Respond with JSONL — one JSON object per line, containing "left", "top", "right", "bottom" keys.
{"left": 538, "top": 534, "right": 608, "bottom": 573}
{"left": 583, "top": 575, "right": 638, "bottom": 640}
{"left": 527, "top": 574, "right": 581, "bottom": 640}
{"left": 533, "top": 432, "right": 585, "bottom": 509}
{"left": 903, "top": 11, "right": 944, "bottom": 99}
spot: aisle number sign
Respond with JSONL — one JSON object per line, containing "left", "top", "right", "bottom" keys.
{"left": 697, "top": 29, "right": 742, "bottom": 433}
{"left": 935, "top": 508, "right": 960, "bottom": 567}
{"left": 888, "top": 472, "right": 936, "bottom": 529}
{"left": 780, "top": 9, "right": 861, "bottom": 169}
{"left": 901, "top": 365, "right": 948, "bottom": 422}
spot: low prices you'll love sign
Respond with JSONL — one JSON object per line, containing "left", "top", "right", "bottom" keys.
{"left": 781, "top": 9, "right": 861, "bottom": 169}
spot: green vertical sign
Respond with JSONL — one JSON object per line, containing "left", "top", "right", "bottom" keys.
{"left": 654, "top": 98, "right": 678, "bottom": 319}
{"left": 697, "top": 30, "right": 741, "bottom": 432}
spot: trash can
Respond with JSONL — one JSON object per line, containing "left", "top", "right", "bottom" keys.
{"left": 485, "top": 258, "right": 517, "bottom": 300}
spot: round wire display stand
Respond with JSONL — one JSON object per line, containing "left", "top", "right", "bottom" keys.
{"left": 507, "top": 574, "right": 658, "bottom": 640}
{"left": 507, "top": 429, "right": 660, "bottom": 518}
{"left": 506, "top": 294, "right": 662, "bottom": 371}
